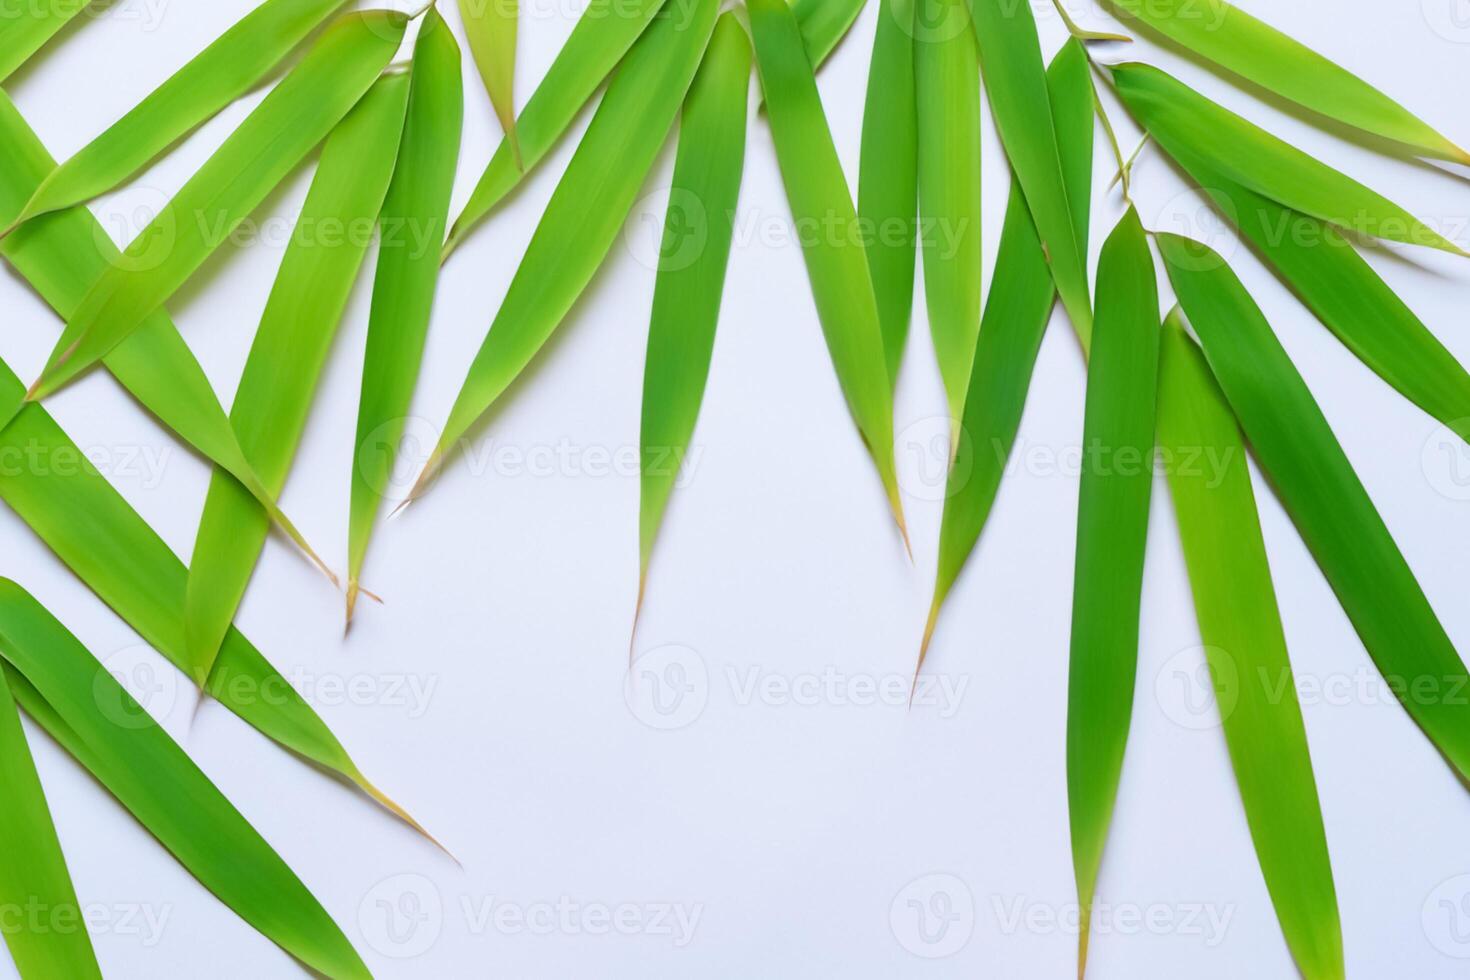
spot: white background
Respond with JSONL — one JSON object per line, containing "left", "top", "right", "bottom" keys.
{"left": 4, "top": 0, "right": 1470, "bottom": 976}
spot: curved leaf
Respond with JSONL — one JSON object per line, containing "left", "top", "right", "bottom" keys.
{"left": 791, "top": 0, "right": 868, "bottom": 70}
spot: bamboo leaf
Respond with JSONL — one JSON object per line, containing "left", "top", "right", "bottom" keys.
{"left": 748, "top": 0, "right": 908, "bottom": 542}
{"left": 1112, "top": 62, "right": 1468, "bottom": 257}
{"left": 0, "top": 0, "right": 90, "bottom": 83}
{"left": 1067, "top": 207, "right": 1159, "bottom": 975}
{"left": 922, "top": 40, "right": 1094, "bottom": 661}
{"left": 5, "top": 0, "right": 353, "bottom": 230}
{"left": 0, "top": 665, "right": 100, "bottom": 980}
{"left": 1156, "top": 310, "right": 1344, "bottom": 980}
{"left": 1103, "top": 0, "right": 1470, "bottom": 163}
{"left": 638, "top": 12, "right": 751, "bottom": 605}
{"left": 791, "top": 0, "right": 869, "bottom": 70}
{"left": 0, "top": 581, "right": 369, "bottom": 980}
{"left": 968, "top": 0, "right": 1093, "bottom": 341}
{"left": 0, "top": 354, "right": 423, "bottom": 835}
{"left": 458, "top": 0, "right": 522, "bottom": 166}
{"left": 1140, "top": 138, "right": 1470, "bottom": 447}
{"left": 25, "top": 9, "right": 409, "bottom": 402}
{"left": 0, "top": 90, "right": 336, "bottom": 591}
{"left": 346, "top": 9, "right": 464, "bottom": 623}
{"left": 407, "top": 0, "right": 720, "bottom": 500}
{"left": 915, "top": 0, "right": 981, "bottom": 431}
{"left": 186, "top": 75, "right": 411, "bottom": 683}
{"left": 857, "top": 0, "right": 917, "bottom": 384}
{"left": 1158, "top": 232, "right": 1470, "bottom": 783}
{"left": 442, "top": 0, "right": 670, "bottom": 259}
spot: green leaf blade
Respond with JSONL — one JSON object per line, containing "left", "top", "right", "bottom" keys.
{"left": 458, "top": 0, "right": 522, "bottom": 165}
{"left": 186, "top": 73, "right": 411, "bottom": 679}
{"left": 791, "top": 0, "right": 869, "bottom": 71}
{"left": 28, "top": 9, "right": 409, "bottom": 401}
{"left": 1157, "top": 312, "right": 1344, "bottom": 980}
{"left": 0, "top": 0, "right": 89, "bottom": 82}
{"left": 1066, "top": 208, "right": 1160, "bottom": 974}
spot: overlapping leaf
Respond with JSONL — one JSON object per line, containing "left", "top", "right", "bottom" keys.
{"left": 0, "top": 0, "right": 88, "bottom": 82}
{"left": 408, "top": 0, "right": 719, "bottom": 499}
{"left": 3, "top": 0, "right": 353, "bottom": 234}
{"left": 348, "top": 8, "right": 464, "bottom": 622}
{"left": 1067, "top": 208, "right": 1159, "bottom": 976}
{"left": 1156, "top": 310, "right": 1343, "bottom": 980}
{"left": 186, "top": 74, "right": 411, "bottom": 682}
{"left": 1104, "top": 0, "right": 1469, "bottom": 163}
{"left": 749, "top": 0, "right": 907, "bottom": 542}
{"left": 0, "top": 581, "right": 369, "bottom": 979}
{"left": 26, "top": 9, "right": 409, "bottom": 401}
{"left": 791, "top": 0, "right": 868, "bottom": 70}
{"left": 1113, "top": 62, "right": 1468, "bottom": 256}
{"left": 638, "top": 12, "right": 751, "bottom": 614}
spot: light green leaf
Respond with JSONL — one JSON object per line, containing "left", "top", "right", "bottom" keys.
{"left": 459, "top": 0, "right": 522, "bottom": 166}
{"left": 1112, "top": 62, "right": 1468, "bottom": 257}
{"left": 4, "top": 0, "right": 353, "bottom": 230}
{"left": 1104, "top": 0, "right": 1469, "bottom": 163}
{"left": 1140, "top": 138, "right": 1470, "bottom": 447}
{"left": 26, "top": 9, "right": 409, "bottom": 402}
{"left": 1156, "top": 310, "right": 1344, "bottom": 980}
{"left": 347, "top": 7, "right": 464, "bottom": 622}
{"left": 857, "top": 0, "right": 917, "bottom": 384}
{"left": 638, "top": 12, "right": 751, "bottom": 604}
{"left": 749, "top": 0, "right": 908, "bottom": 543}
{"left": 0, "top": 90, "right": 335, "bottom": 590}
{"left": 185, "top": 74, "right": 410, "bottom": 683}
{"left": 0, "top": 665, "right": 100, "bottom": 980}
{"left": 791, "top": 0, "right": 869, "bottom": 70}
{"left": 442, "top": 0, "right": 670, "bottom": 259}
{"left": 0, "top": 581, "right": 369, "bottom": 980}
{"left": 0, "top": 354, "right": 425, "bottom": 837}
{"left": 922, "top": 41, "right": 1094, "bottom": 662}
{"left": 0, "top": 0, "right": 90, "bottom": 82}
{"left": 1067, "top": 207, "right": 1159, "bottom": 976}
{"left": 915, "top": 0, "right": 981, "bottom": 431}
{"left": 409, "top": 0, "right": 720, "bottom": 500}
{"left": 969, "top": 0, "right": 1093, "bottom": 342}
{"left": 1159, "top": 232, "right": 1470, "bottom": 783}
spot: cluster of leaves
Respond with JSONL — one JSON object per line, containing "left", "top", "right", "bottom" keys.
{"left": 0, "top": 0, "right": 1466, "bottom": 975}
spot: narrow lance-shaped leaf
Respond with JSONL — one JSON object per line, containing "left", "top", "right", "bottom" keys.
{"left": 914, "top": 0, "right": 981, "bottom": 433}
{"left": 405, "top": 0, "right": 720, "bottom": 501}
{"left": 1137, "top": 135, "right": 1470, "bottom": 448}
{"left": 748, "top": 0, "right": 908, "bottom": 543}
{"left": 3, "top": 0, "right": 353, "bottom": 233}
{"left": 638, "top": 12, "right": 751, "bottom": 614}
{"left": 857, "top": 0, "right": 917, "bottom": 383}
{"left": 921, "top": 40, "right": 1094, "bottom": 665}
{"left": 1158, "top": 232, "right": 1470, "bottom": 783}
{"left": 0, "top": 582, "right": 369, "bottom": 980}
{"left": 347, "top": 8, "right": 464, "bottom": 623}
{"left": 968, "top": 0, "right": 1093, "bottom": 341}
{"left": 0, "top": 90, "right": 335, "bottom": 588}
{"left": 791, "top": 0, "right": 869, "bottom": 71}
{"left": 0, "top": 354, "right": 427, "bottom": 837}
{"left": 0, "top": 0, "right": 89, "bottom": 83}
{"left": 1067, "top": 207, "right": 1159, "bottom": 977}
{"left": 0, "top": 666, "right": 100, "bottom": 980}
{"left": 1156, "top": 310, "right": 1343, "bottom": 980}
{"left": 26, "top": 9, "right": 410, "bottom": 402}
{"left": 442, "top": 0, "right": 670, "bottom": 259}
{"left": 185, "top": 74, "right": 411, "bottom": 684}
{"left": 1112, "top": 62, "right": 1468, "bottom": 257}
{"left": 1103, "top": 0, "right": 1469, "bottom": 163}
{"left": 459, "top": 0, "right": 522, "bottom": 166}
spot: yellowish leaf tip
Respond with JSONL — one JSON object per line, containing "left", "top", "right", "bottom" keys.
{"left": 361, "top": 777, "right": 461, "bottom": 867}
